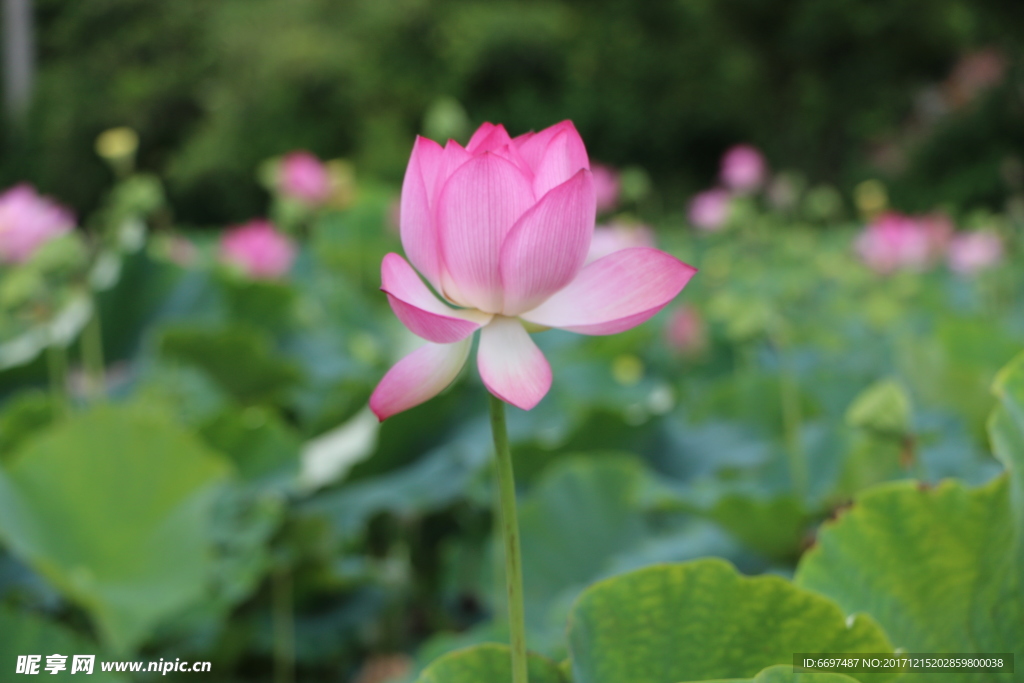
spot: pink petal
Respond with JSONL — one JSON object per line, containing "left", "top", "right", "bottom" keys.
{"left": 499, "top": 170, "right": 596, "bottom": 316}
{"left": 530, "top": 124, "right": 591, "bottom": 198}
{"left": 369, "top": 338, "right": 472, "bottom": 421}
{"left": 515, "top": 121, "right": 571, "bottom": 169}
{"left": 477, "top": 317, "right": 552, "bottom": 410}
{"left": 521, "top": 247, "right": 697, "bottom": 335}
{"left": 436, "top": 153, "right": 534, "bottom": 313}
{"left": 400, "top": 136, "right": 445, "bottom": 288}
{"left": 515, "top": 121, "right": 589, "bottom": 188}
{"left": 466, "top": 122, "right": 513, "bottom": 153}
{"left": 381, "top": 253, "right": 491, "bottom": 343}
{"left": 490, "top": 142, "right": 534, "bottom": 179}
{"left": 430, "top": 140, "right": 473, "bottom": 197}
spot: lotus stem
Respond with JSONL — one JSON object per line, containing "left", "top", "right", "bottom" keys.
{"left": 489, "top": 394, "right": 529, "bottom": 683}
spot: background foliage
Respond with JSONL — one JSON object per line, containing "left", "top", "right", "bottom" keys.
{"left": 4, "top": 0, "right": 1024, "bottom": 222}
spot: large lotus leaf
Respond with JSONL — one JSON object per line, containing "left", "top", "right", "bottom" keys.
{"left": 415, "top": 644, "right": 566, "bottom": 683}
{"left": 0, "top": 606, "right": 125, "bottom": 681}
{"left": 567, "top": 559, "right": 894, "bottom": 683}
{"left": 0, "top": 404, "right": 231, "bottom": 653}
{"left": 795, "top": 476, "right": 1022, "bottom": 683}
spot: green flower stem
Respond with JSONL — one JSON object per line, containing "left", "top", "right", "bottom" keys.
{"left": 272, "top": 564, "right": 295, "bottom": 683}
{"left": 81, "top": 304, "right": 106, "bottom": 400}
{"left": 772, "top": 335, "right": 807, "bottom": 500}
{"left": 489, "top": 394, "right": 529, "bottom": 683}
{"left": 780, "top": 371, "right": 807, "bottom": 496}
{"left": 46, "top": 341, "right": 68, "bottom": 414}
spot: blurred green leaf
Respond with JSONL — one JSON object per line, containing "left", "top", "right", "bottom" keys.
{"left": 159, "top": 325, "right": 302, "bottom": 405}
{"left": 220, "top": 276, "right": 297, "bottom": 330}
{"left": 199, "top": 406, "right": 300, "bottom": 489}
{"left": 0, "top": 390, "right": 58, "bottom": 463}
{"left": 0, "top": 403, "right": 231, "bottom": 653}
{"left": 515, "top": 456, "right": 648, "bottom": 633}
{"left": 0, "top": 606, "right": 126, "bottom": 681}
{"left": 300, "top": 421, "right": 491, "bottom": 540}
{"left": 989, "top": 350, "right": 1024, "bottom": 475}
{"left": 567, "top": 560, "right": 894, "bottom": 683}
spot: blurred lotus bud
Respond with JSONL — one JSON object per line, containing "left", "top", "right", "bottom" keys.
{"left": 688, "top": 188, "right": 731, "bottom": 232}
{"left": 948, "top": 229, "right": 1003, "bottom": 275}
{"left": 0, "top": 184, "right": 76, "bottom": 264}
{"left": 945, "top": 48, "right": 1005, "bottom": 110}
{"left": 846, "top": 379, "right": 912, "bottom": 438}
{"left": 422, "top": 96, "right": 470, "bottom": 143}
{"left": 586, "top": 221, "right": 656, "bottom": 264}
{"left": 219, "top": 219, "right": 296, "bottom": 279}
{"left": 720, "top": 144, "right": 766, "bottom": 193}
{"left": 803, "top": 184, "right": 843, "bottom": 221}
{"left": 665, "top": 305, "right": 707, "bottom": 356}
{"left": 612, "top": 354, "right": 644, "bottom": 386}
{"left": 279, "top": 151, "right": 332, "bottom": 204}
{"left": 591, "top": 164, "right": 622, "bottom": 213}
{"left": 767, "top": 172, "right": 803, "bottom": 210}
{"left": 95, "top": 127, "right": 139, "bottom": 177}
{"left": 154, "top": 234, "right": 200, "bottom": 268}
{"left": 325, "top": 159, "right": 357, "bottom": 209}
{"left": 854, "top": 179, "right": 888, "bottom": 218}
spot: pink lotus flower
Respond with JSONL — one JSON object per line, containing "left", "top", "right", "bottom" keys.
{"left": 856, "top": 211, "right": 950, "bottom": 274}
{"left": 591, "top": 164, "right": 621, "bottom": 213}
{"left": 688, "top": 188, "right": 731, "bottom": 231}
{"left": 370, "top": 121, "right": 696, "bottom": 419}
{"left": 948, "top": 230, "right": 1003, "bottom": 274}
{"left": 0, "top": 184, "right": 75, "bottom": 264}
{"left": 586, "top": 222, "right": 656, "bottom": 264}
{"left": 219, "top": 219, "right": 296, "bottom": 279}
{"left": 665, "top": 305, "right": 706, "bottom": 355}
{"left": 720, "top": 145, "right": 766, "bottom": 192}
{"left": 279, "top": 151, "right": 332, "bottom": 204}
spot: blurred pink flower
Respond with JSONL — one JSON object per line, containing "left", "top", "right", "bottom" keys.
{"left": 591, "top": 164, "right": 621, "bottom": 213}
{"left": 370, "top": 121, "right": 696, "bottom": 419}
{"left": 279, "top": 151, "right": 332, "bottom": 203}
{"left": 688, "top": 188, "right": 731, "bottom": 231}
{"left": 0, "top": 184, "right": 75, "bottom": 264}
{"left": 220, "top": 219, "right": 296, "bottom": 279}
{"left": 586, "top": 222, "right": 656, "bottom": 264}
{"left": 856, "top": 212, "right": 939, "bottom": 274}
{"left": 918, "top": 212, "right": 954, "bottom": 254}
{"left": 948, "top": 230, "right": 1003, "bottom": 275}
{"left": 665, "top": 305, "right": 706, "bottom": 355}
{"left": 720, "top": 145, "right": 767, "bottom": 192}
